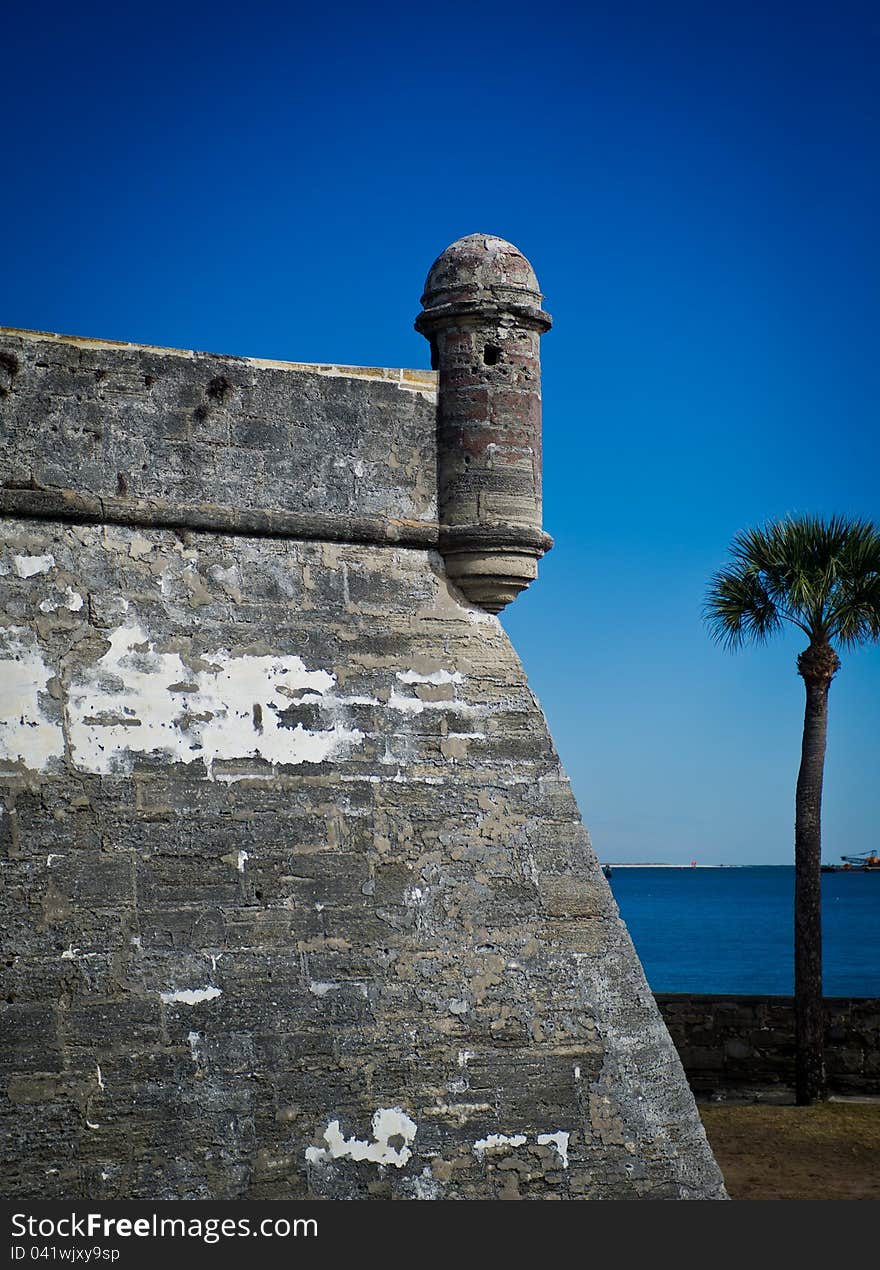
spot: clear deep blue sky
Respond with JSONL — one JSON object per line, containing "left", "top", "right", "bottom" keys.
{"left": 3, "top": 2, "right": 878, "bottom": 863}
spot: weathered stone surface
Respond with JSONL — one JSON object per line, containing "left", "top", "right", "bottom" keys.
{"left": 0, "top": 309, "right": 725, "bottom": 1200}
{"left": 0, "top": 330, "right": 438, "bottom": 529}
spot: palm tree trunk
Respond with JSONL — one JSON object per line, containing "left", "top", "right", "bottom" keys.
{"left": 793, "top": 661, "right": 833, "bottom": 1105}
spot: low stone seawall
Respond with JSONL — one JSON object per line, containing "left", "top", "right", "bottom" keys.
{"left": 656, "top": 995, "right": 880, "bottom": 1097}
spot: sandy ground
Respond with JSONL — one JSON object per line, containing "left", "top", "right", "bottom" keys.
{"left": 698, "top": 1101, "right": 880, "bottom": 1200}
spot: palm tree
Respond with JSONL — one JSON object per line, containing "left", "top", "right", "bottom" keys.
{"left": 705, "top": 515, "right": 880, "bottom": 1105}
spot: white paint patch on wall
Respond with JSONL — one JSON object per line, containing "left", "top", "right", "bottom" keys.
{"left": 0, "top": 629, "right": 65, "bottom": 769}
{"left": 13, "top": 554, "right": 55, "bottom": 578}
{"left": 39, "top": 586, "right": 84, "bottom": 614}
{"left": 537, "top": 1131, "right": 570, "bottom": 1167}
{"left": 309, "top": 980, "right": 368, "bottom": 998}
{"left": 306, "top": 1107, "right": 417, "bottom": 1169}
{"left": 309, "top": 981, "right": 339, "bottom": 997}
{"left": 66, "top": 622, "right": 364, "bottom": 777}
{"left": 386, "top": 689, "right": 479, "bottom": 716}
{"left": 1, "top": 617, "right": 479, "bottom": 778}
{"left": 160, "top": 986, "right": 222, "bottom": 1005}
{"left": 473, "top": 1134, "right": 527, "bottom": 1153}
{"left": 396, "top": 669, "right": 463, "bottom": 686}
{"left": 471, "top": 1131, "right": 571, "bottom": 1166}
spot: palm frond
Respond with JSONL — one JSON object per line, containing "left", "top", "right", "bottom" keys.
{"left": 704, "top": 565, "right": 783, "bottom": 648}
{"left": 705, "top": 514, "right": 880, "bottom": 652}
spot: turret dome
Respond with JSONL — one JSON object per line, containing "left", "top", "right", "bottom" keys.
{"left": 417, "top": 234, "right": 551, "bottom": 332}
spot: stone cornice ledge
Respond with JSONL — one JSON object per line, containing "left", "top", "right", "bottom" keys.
{"left": 0, "top": 485, "right": 439, "bottom": 549}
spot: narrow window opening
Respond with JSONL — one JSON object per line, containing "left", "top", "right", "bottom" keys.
{"left": 483, "top": 343, "right": 501, "bottom": 366}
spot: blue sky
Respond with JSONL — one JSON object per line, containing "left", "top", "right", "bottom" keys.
{"left": 3, "top": 1, "right": 878, "bottom": 863}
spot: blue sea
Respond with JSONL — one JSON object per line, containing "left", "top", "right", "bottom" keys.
{"left": 607, "top": 866, "right": 880, "bottom": 997}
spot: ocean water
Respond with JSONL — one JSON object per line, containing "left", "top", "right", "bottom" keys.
{"left": 607, "top": 865, "right": 880, "bottom": 997}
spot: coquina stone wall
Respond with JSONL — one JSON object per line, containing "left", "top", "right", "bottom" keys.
{"left": 658, "top": 994, "right": 880, "bottom": 1098}
{"left": 0, "top": 238, "right": 726, "bottom": 1201}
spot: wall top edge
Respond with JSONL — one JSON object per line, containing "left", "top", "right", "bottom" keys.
{"left": 0, "top": 326, "right": 438, "bottom": 395}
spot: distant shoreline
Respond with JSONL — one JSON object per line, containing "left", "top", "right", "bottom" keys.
{"left": 604, "top": 862, "right": 775, "bottom": 869}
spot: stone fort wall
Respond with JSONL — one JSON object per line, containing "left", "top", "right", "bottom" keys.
{"left": 0, "top": 237, "right": 725, "bottom": 1200}
{"left": 657, "top": 994, "right": 880, "bottom": 1098}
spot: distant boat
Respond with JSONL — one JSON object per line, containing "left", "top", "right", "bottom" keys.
{"left": 822, "top": 852, "right": 880, "bottom": 873}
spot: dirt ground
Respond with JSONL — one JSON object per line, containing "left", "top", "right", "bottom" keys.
{"left": 698, "top": 1100, "right": 880, "bottom": 1200}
